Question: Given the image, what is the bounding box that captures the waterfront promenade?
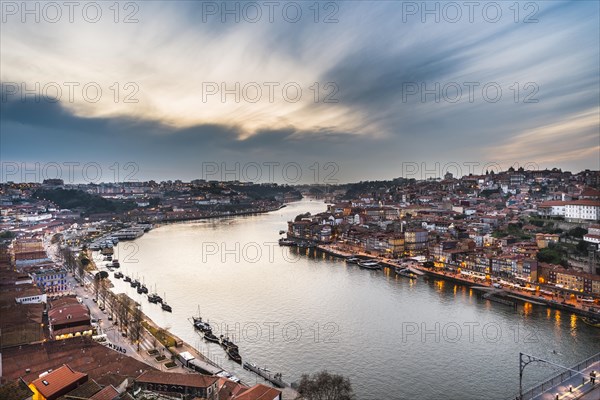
[49,242,299,398]
[316,244,600,318]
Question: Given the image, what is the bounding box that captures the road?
[45,240,188,372]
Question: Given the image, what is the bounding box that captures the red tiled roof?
[580,187,600,197]
[90,385,119,400]
[234,384,282,400]
[218,378,247,400]
[566,200,600,206]
[538,201,566,207]
[135,371,218,388]
[31,364,87,399]
[48,298,90,326]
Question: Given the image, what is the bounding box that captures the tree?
[130,302,144,351]
[568,227,587,239]
[537,247,563,264]
[297,371,354,400]
[98,279,109,308]
[576,240,590,254]
[116,295,132,335]
[60,247,77,274]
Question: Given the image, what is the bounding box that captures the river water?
[109,198,599,399]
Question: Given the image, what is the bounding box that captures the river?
[108,198,599,399]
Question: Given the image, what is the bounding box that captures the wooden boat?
[581,317,600,328]
[161,293,172,312]
[357,260,381,270]
[204,331,220,343]
[395,267,417,279]
[226,346,242,363]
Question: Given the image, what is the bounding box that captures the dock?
[243,362,289,388]
[483,292,518,307]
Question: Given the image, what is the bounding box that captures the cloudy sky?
[1,1,598,184]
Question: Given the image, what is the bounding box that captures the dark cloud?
[1,1,599,181]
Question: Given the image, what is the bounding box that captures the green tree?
[0,231,16,239]
[568,227,587,238]
[537,247,563,264]
[576,240,590,254]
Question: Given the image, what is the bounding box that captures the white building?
[584,224,600,249]
[537,201,566,217]
[564,200,600,222]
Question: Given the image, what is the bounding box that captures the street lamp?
[519,352,590,400]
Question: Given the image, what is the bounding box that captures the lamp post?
[519,352,591,400]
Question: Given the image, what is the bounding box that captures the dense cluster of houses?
[286,169,600,296]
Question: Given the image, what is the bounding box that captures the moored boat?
[148,293,161,304]
[225,346,242,363]
[204,331,220,343]
[161,293,171,311]
[346,257,360,264]
[193,317,212,333]
[581,317,600,328]
[395,267,417,279]
[278,238,296,246]
[357,260,381,270]
[220,336,239,351]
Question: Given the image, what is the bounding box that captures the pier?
[243,362,289,388]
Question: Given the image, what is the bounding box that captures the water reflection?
[111,199,600,400]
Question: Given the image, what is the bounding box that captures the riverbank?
[93,265,299,398]
[70,198,598,400]
[315,244,600,319]
[50,232,299,397]
[149,204,286,226]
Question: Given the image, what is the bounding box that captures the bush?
[537,247,563,264]
[568,227,587,238]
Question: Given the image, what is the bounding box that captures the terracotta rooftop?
[565,200,600,206]
[48,299,90,326]
[30,364,87,400]
[90,385,120,400]
[57,379,102,399]
[538,201,566,207]
[136,370,218,388]
[217,378,247,400]
[2,337,155,388]
[234,384,282,400]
